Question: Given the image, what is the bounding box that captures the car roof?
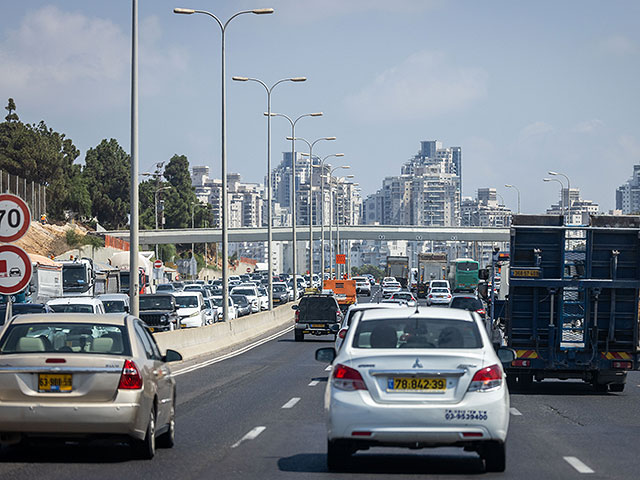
[360,306,474,322]
[349,303,403,312]
[9,313,129,326]
[173,291,202,297]
[97,294,129,301]
[47,297,103,305]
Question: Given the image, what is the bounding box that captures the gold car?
[0,313,182,458]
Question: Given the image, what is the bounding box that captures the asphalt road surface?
[1,285,639,479]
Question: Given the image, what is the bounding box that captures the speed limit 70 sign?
[0,194,31,243]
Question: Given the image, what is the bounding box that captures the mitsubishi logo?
[412,358,423,369]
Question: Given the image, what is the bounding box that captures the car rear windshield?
[450,297,483,311]
[431,282,448,288]
[0,323,131,355]
[231,295,248,306]
[431,288,449,294]
[102,300,126,313]
[352,318,482,349]
[298,297,338,320]
[140,296,173,311]
[175,296,199,308]
[233,288,255,296]
[49,304,95,313]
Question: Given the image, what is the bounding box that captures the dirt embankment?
[14,222,86,258]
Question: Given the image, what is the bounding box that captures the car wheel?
[136,405,156,459]
[294,329,304,342]
[609,383,625,393]
[480,441,505,472]
[594,382,609,393]
[327,439,351,472]
[157,401,175,448]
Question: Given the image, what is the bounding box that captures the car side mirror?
[163,349,183,363]
[496,347,516,364]
[291,305,298,310]
[329,323,340,333]
[315,347,336,364]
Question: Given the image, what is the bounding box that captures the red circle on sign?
[246,267,251,273]
[154,260,163,269]
[0,245,32,295]
[0,194,31,243]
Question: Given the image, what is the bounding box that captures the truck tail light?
[612,361,632,370]
[295,310,300,323]
[512,359,530,367]
[332,363,367,391]
[468,364,502,392]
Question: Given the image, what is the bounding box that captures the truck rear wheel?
[294,329,304,342]
[609,383,625,393]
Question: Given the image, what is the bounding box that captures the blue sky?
[1,0,639,214]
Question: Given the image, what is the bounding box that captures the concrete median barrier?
[153,304,295,360]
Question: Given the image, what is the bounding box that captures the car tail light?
[295,310,300,323]
[45,358,66,363]
[612,361,632,370]
[338,328,348,339]
[476,309,486,316]
[428,294,432,298]
[512,359,530,367]
[468,364,502,392]
[118,359,143,390]
[332,363,367,391]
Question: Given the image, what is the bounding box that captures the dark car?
[156,283,176,293]
[449,294,486,318]
[0,303,52,325]
[138,294,181,332]
[292,294,342,342]
[231,294,251,317]
[272,284,289,305]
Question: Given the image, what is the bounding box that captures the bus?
[447,258,480,292]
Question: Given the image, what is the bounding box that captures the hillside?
[14,221,87,258]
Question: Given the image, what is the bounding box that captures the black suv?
[139,294,181,332]
[292,294,342,341]
[449,294,486,319]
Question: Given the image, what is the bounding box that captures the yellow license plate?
[389,377,446,391]
[39,374,73,393]
[311,324,325,328]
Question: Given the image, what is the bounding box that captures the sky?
[1,0,639,215]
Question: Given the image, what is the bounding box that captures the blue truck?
[504,215,639,392]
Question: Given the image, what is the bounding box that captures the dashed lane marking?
[231,426,266,448]
[281,397,300,409]
[510,407,522,416]
[173,326,294,377]
[308,380,320,387]
[563,456,594,474]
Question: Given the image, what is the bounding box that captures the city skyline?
[1,1,639,215]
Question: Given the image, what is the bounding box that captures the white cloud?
[571,119,604,134]
[344,51,488,123]
[597,34,638,56]
[517,121,553,141]
[276,0,441,21]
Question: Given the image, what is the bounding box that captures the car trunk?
[0,354,125,404]
[351,351,487,405]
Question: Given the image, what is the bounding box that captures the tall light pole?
[548,171,572,223]
[233,76,306,310]
[504,184,521,214]
[130,0,140,315]
[287,136,336,281]
[332,173,355,278]
[302,153,345,278]
[154,186,170,259]
[328,166,350,279]
[269,113,322,299]
[543,177,565,217]
[174,6,273,322]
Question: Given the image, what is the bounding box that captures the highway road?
[0,286,639,479]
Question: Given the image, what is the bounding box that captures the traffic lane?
[0,328,333,480]
[508,371,640,478]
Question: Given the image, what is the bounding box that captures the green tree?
[352,264,385,281]
[4,98,18,122]
[162,154,197,229]
[82,139,130,229]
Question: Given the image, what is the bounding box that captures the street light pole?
[331,172,354,278]
[270,113,322,299]
[154,186,170,259]
[174,6,273,322]
[233,77,306,310]
[288,136,336,282]
[543,177,565,218]
[548,171,572,223]
[129,0,140,316]
[504,184,521,214]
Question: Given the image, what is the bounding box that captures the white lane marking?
[308,380,320,387]
[510,407,522,416]
[563,456,594,474]
[172,326,293,377]
[231,426,266,448]
[281,397,300,409]
[325,365,332,371]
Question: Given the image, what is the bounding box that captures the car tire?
[157,401,175,448]
[294,329,304,342]
[481,441,505,472]
[136,405,156,459]
[609,383,625,393]
[327,439,351,472]
[594,382,609,393]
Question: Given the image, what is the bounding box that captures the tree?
[162,154,197,229]
[82,139,131,229]
[4,98,18,122]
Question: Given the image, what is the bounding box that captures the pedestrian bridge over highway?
[108,225,510,244]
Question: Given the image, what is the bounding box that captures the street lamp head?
[325,137,337,141]
[252,8,274,14]
[310,112,323,117]
[335,153,345,157]
[173,7,195,14]
[290,77,306,82]
[505,184,513,188]
[286,136,294,141]
[548,171,558,176]
[232,76,249,81]
[543,178,552,182]
[346,175,355,178]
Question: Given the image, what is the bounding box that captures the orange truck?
[323,279,357,313]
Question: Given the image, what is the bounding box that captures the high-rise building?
[546,187,599,224]
[616,165,640,214]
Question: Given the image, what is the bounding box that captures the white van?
[173,291,206,328]
[46,297,106,314]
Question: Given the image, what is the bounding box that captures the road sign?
[336,254,346,265]
[0,245,32,295]
[0,194,31,243]
[154,259,163,269]
[246,267,251,273]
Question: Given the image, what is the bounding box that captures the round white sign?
[0,194,31,243]
[0,245,33,295]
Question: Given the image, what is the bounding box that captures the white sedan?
[316,307,514,472]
